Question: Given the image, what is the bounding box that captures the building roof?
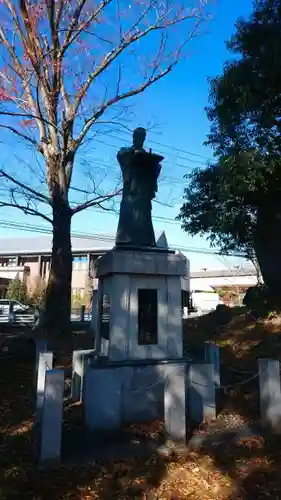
[191,268,256,278]
[0,230,169,255]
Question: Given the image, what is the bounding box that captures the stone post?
[188,364,216,424]
[36,351,53,422]
[39,369,64,466]
[71,349,95,402]
[164,364,186,444]
[259,358,281,433]
[204,343,220,388]
[34,340,48,386]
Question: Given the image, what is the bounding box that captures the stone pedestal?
[93,249,187,361]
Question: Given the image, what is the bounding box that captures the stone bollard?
[39,369,64,467]
[36,351,53,422]
[164,364,186,444]
[259,358,281,433]
[188,364,216,424]
[204,342,220,388]
[34,340,48,386]
[71,349,95,402]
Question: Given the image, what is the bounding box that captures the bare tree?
[0,0,209,332]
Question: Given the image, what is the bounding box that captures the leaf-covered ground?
[1,311,281,499]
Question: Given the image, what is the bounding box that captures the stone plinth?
[83,359,188,431]
[93,249,187,361]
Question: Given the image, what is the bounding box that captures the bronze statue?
[115,127,163,248]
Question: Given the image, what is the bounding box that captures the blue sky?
[0,0,254,271]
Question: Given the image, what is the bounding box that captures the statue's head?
[133,127,146,148]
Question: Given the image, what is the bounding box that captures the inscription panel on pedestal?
[138,289,158,345]
[99,293,110,340]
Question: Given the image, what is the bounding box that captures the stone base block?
[95,249,187,278]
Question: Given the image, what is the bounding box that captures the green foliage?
[178,0,281,275]
[267,310,277,320]
[243,284,268,307]
[206,0,281,159]
[243,284,271,317]
[6,276,27,303]
[213,304,233,325]
[177,156,258,257]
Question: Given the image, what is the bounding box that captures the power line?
[94,138,206,172]
[99,131,208,166]
[0,218,246,258]
[86,205,180,225]
[100,125,213,162]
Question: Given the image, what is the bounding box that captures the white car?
[0,299,30,315]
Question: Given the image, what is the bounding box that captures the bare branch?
[74,65,175,148]
[61,0,113,59]
[0,2,48,143]
[0,123,41,151]
[71,188,121,215]
[0,200,53,224]
[0,169,52,204]
[0,0,208,219]
[69,4,203,122]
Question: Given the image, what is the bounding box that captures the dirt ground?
[1,309,281,499]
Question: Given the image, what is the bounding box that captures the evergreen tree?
[6,276,27,303]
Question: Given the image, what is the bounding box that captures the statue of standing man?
[115,128,163,249]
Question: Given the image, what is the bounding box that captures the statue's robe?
[116,147,161,248]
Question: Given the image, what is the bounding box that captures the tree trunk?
[45,200,72,333]
[254,207,281,301]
